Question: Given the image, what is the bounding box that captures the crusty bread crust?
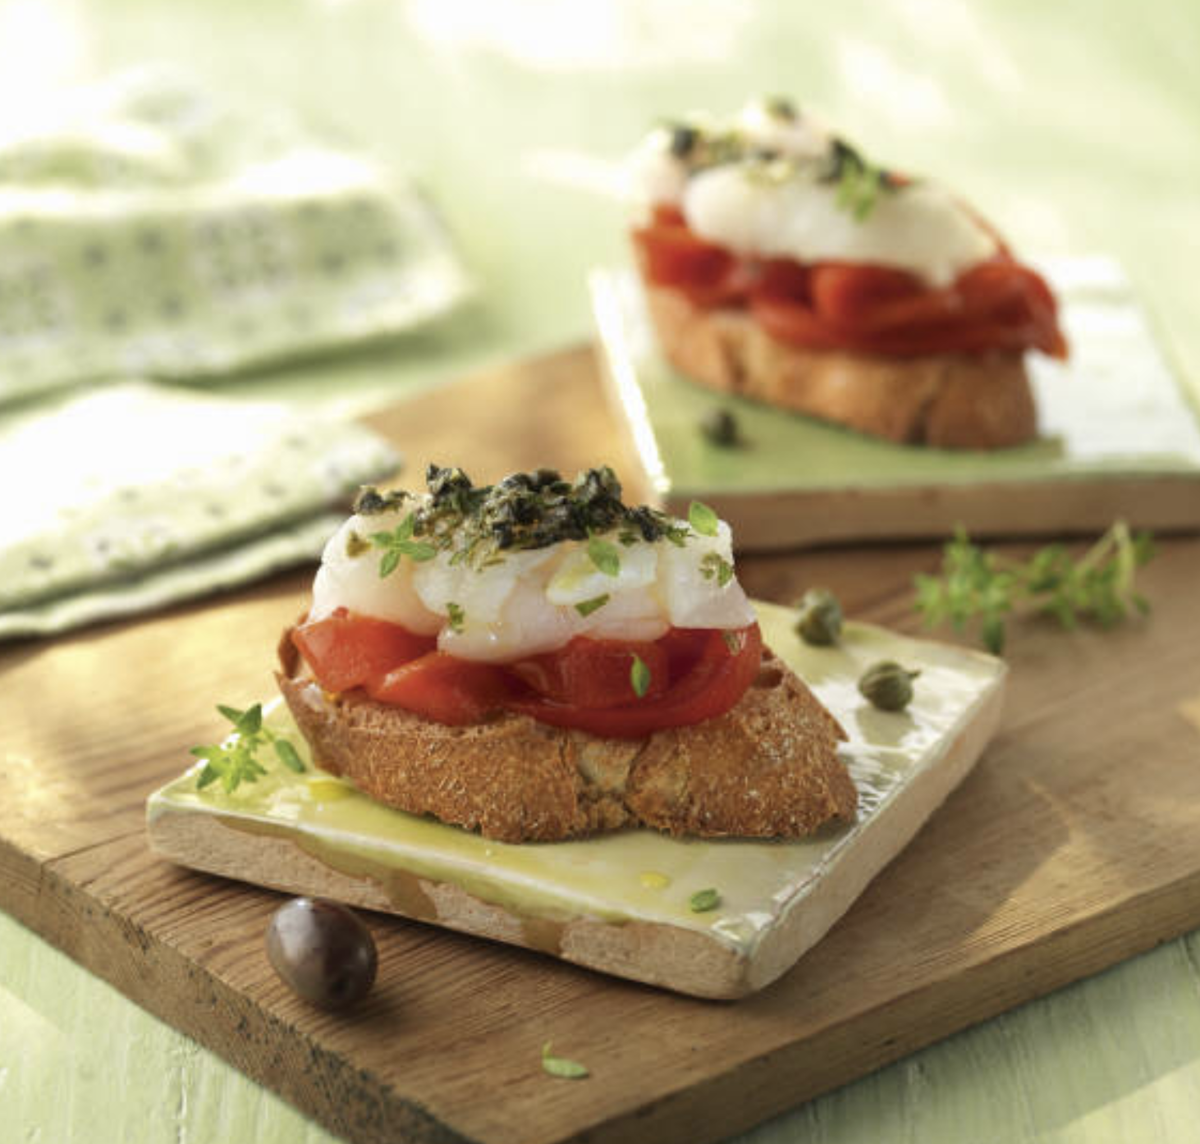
[276,635,855,844]
[644,284,1038,449]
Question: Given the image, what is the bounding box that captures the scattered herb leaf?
[700,551,734,588]
[688,501,720,537]
[575,594,610,618]
[541,1042,589,1079]
[191,704,305,794]
[446,602,465,633]
[689,888,721,913]
[274,739,306,774]
[914,522,1155,654]
[630,654,651,698]
[587,537,622,577]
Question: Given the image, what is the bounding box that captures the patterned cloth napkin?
[0,66,471,404]
[0,68,476,637]
[0,381,400,639]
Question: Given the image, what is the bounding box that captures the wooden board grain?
[3,345,1200,1144]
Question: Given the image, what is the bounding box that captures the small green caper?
[761,95,798,121]
[858,661,920,712]
[700,408,740,448]
[795,588,843,646]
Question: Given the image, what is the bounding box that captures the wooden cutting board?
[3,345,1200,1144]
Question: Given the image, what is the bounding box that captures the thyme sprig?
[914,523,1155,655]
[192,704,305,794]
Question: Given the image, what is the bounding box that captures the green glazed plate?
[590,262,1200,550]
[146,602,1005,999]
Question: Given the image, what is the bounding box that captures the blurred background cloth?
[0,66,470,404]
[0,67,476,636]
[0,379,400,638]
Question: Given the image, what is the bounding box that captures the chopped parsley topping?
[446,602,465,632]
[575,594,610,617]
[355,465,695,575]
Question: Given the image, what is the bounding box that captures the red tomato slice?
[509,637,669,709]
[808,263,959,333]
[632,212,1067,359]
[367,652,512,725]
[510,624,763,739]
[292,608,437,693]
[632,220,752,307]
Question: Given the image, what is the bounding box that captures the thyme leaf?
[191,703,305,794]
[587,537,621,577]
[371,514,437,577]
[689,888,721,913]
[914,523,1155,655]
[541,1042,589,1080]
[688,500,720,537]
[630,654,651,699]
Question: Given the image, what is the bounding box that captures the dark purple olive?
[266,897,378,1009]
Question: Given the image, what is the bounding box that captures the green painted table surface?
[2,1,1199,1142]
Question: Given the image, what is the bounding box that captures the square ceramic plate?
[590,260,1200,551]
[146,603,1004,999]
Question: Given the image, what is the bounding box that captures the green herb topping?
[446,602,465,633]
[630,654,652,698]
[575,594,610,617]
[191,704,305,794]
[689,888,722,913]
[656,106,900,224]
[355,465,694,575]
[819,137,896,222]
[541,1042,589,1080]
[914,522,1155,655]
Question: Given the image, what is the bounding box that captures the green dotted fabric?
[0,380,400,639]
[0,67,471,404]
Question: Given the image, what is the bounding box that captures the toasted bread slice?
[277,634,855,844]
[644,284,1038,449]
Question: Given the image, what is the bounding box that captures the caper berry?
[266,897,378,1009]
[858,661,920,712]
[700,408,740,447]
[795,588,843,646]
